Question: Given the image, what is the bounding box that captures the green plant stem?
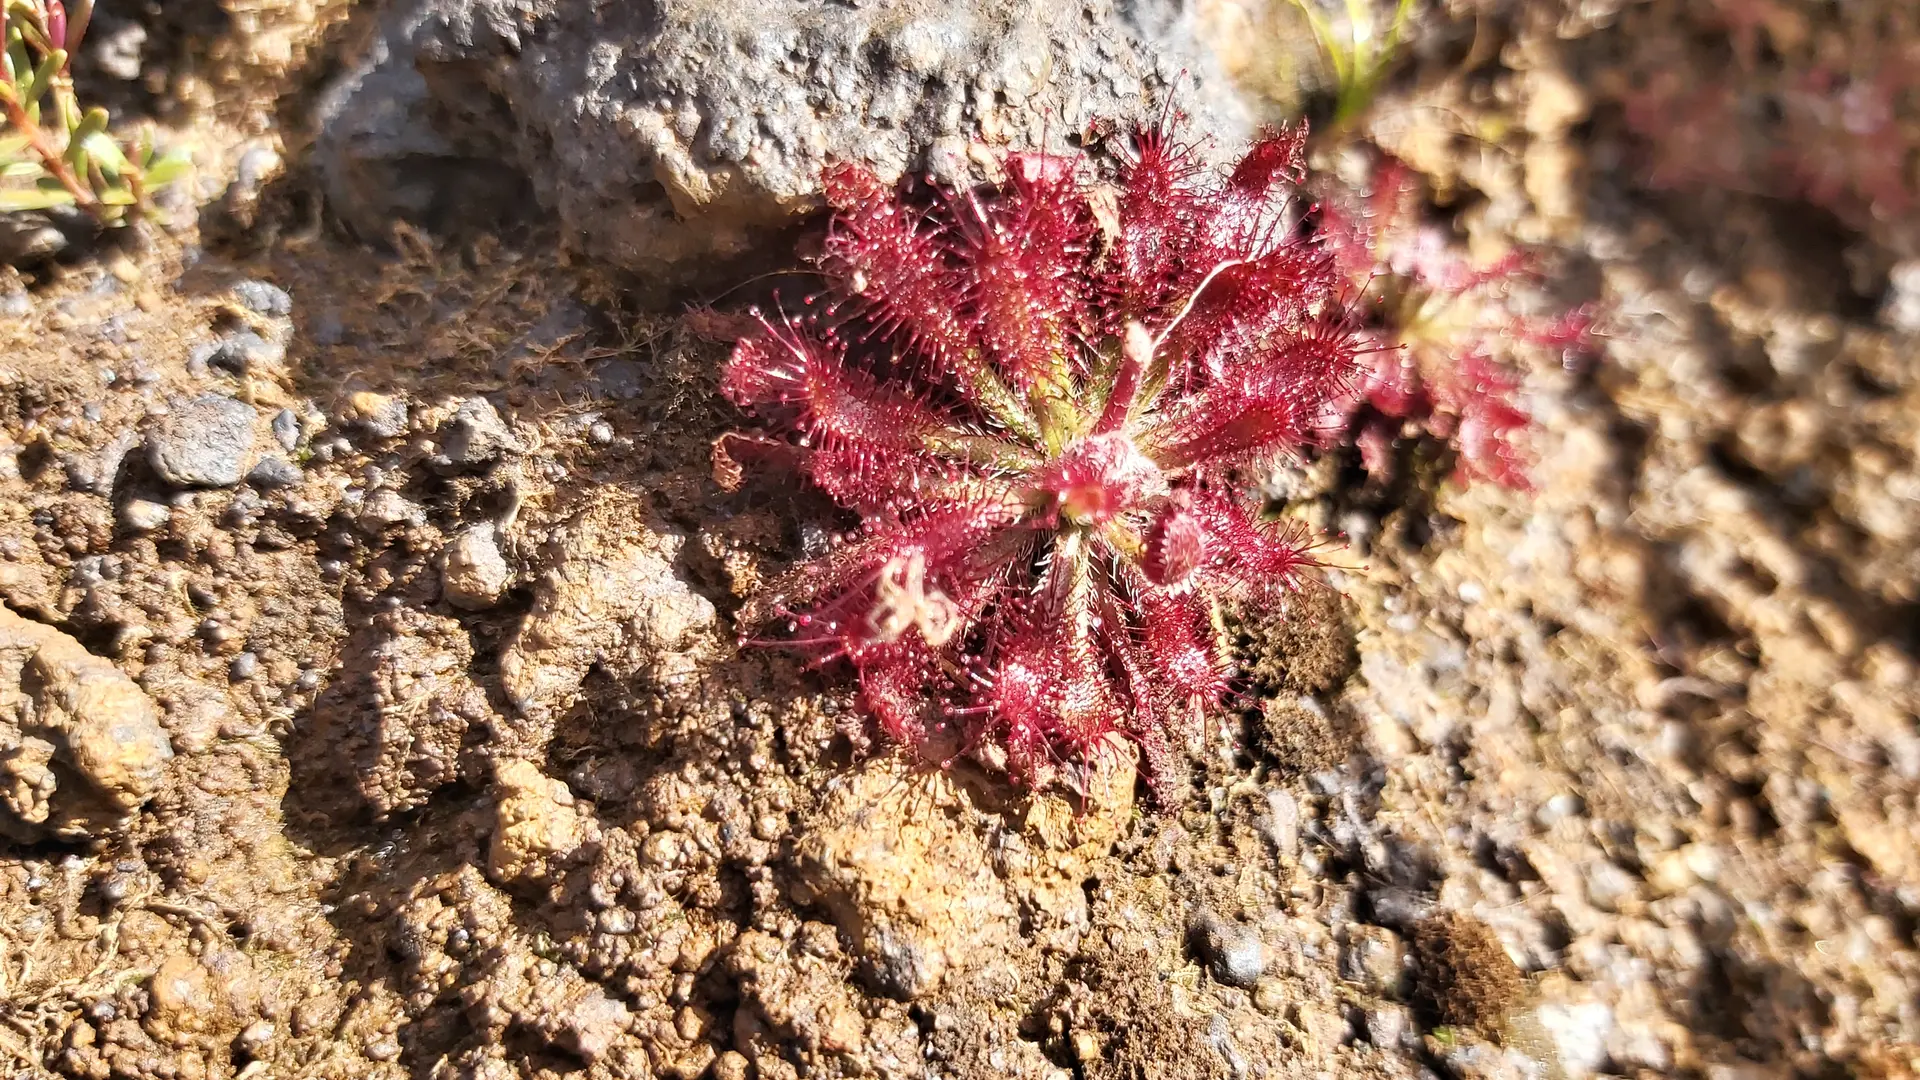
[0,90,96,211]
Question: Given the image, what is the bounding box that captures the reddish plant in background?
[1317,157,1593,487]
[1613,5,1919,229]
[718,123,1367,797]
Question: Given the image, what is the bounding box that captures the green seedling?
[2,0,189,221]
[1288,0,1417,129]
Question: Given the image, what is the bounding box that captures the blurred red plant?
[1617,5,1920,226]
[1317,157,1594,487]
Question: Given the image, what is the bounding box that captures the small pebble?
[1193,911,1268,987]
[440,525,511,609]
[146,394,259,487]
[346,391,409,439]
[98,873,133,904]
[1340,925,1408,996]
[190,329,286,378]
[237,1020,275,1059]
[359,489,425,529]
[271,409,301,451]
[437,396,521,467]
[119,499,172,532]
[248,456,301,489]
[232,280,293,317]
[230,653,259,681]
[234,146,282,191]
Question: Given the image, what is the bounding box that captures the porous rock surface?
[312,0,1251,292]
[301,607,495,820]
[145,393,261,488]
[499,490,719,721]
[0,604,174,841]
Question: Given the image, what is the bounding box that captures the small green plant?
[1289,0,1417,129]
[1,0,189,220]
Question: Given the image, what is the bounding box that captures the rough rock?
[358,488,427,530]
[1341,924,1409,996]
[499,492,718,719]
[437,396,523,469]
[0,604,173,841]
[467,934,635,1063]
[1528,1001,1614,1080]
[441,524,511,609]
[247,455,302,489]
[487,758,598,887]
[232,279,294,317]
[300,608,494,818]
[61,431,138,495]
[190,329,287,378]
[145,394,260,487]
[271,407,302,451]
[792,760,1022,1000]
[726,929,918,1065]
[142,947,260,1050]
[312,0,1251,294]
[343,390,410,438]
[1192,910,1268,988]
[119,497,173,532]
[0,216,62,265]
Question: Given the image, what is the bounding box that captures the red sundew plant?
[1317,157,1593,487]
[718,123,1369,798]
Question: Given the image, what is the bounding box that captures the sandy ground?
[2,1,1917,1078]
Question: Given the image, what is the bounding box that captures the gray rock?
[206,145,286,246]
[1529,1001,1614,1079]
[235,146,284,194]
[438,396,522,469]
[79,13,147,81]
[1364,1004,1411,1048]
[1261,787,1301,857]
[346,392,410,439]
[1436,1038,1543,1080]
[189,330,287,378]
[146,395,259,487]
[247,456,302,489]
[0,213,69,266]
[1367,886,1436,931]
[232,280,294,317]
[2,290,28,318]
[863,923,947,1001]
[311,0,1250,296]
[1583,859,1639,913]
[271,408,302,451]
[1192,911,1267,988]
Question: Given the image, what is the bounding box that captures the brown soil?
[4,2,1920,1080]
[1412,911,1526,1031]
